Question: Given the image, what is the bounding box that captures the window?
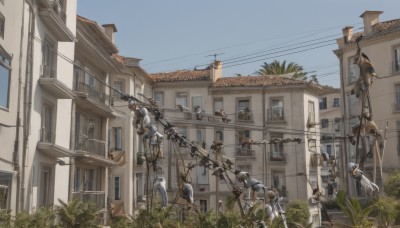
[348,56,359,83]
[135,85,142,101]
[395,85,400,112]
[180,127,188,139]
[41,39,56,78]
[176,92,187,107]
[326,145,332,156]
[196,129,205,148]
[0,47,11,109]
[41,104,53,142]
[39,166,53,206]
[272,171,286,196]
[321,119,329,128]
[237,99,251,120]
[333,98,340,107]
[312,214,319,224]
[215,129,223,142]
[0,172,12,209]
[394,46,400,73]
[114,127,122,150]
[114,176,121,200]
[192,96,203,110]
[334,118,341,133]
[319,97,327,110]
[86,169,95,191]
[270,98,284,121]
[214,97,223,112]
[271,133,284,157]
[0,13,4,39]
[136,173,144,199]
[154,91,164,107]
[348,94,360,117]
[74,167,81,191]
[308,101,315,123]
[200,200,207,213]
[112,80,124,100]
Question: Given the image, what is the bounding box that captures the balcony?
[235,147,255,158]
[236,109,253,121]
[269,152,287,162]
[38,65,73,99]
[75,135,106,158]
[37,128,74,157]
[267,108,285,122]
[37,0,74,42]
[73,70,114,118]
[72,191,105,209]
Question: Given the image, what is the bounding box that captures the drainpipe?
[68,101,76,201]
[14,0,26,213]
[20,0,35,211]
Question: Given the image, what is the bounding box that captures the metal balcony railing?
[235,147,255,158]
[39,128,55,144]
[72,191,105,209]
[270,152,287,162]
[236,110,252,121]
[40,65,57,78]
[267,108,285,121]
[75,135,106,157]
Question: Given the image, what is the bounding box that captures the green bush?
[57,198,99,228]
[285,200,310,226]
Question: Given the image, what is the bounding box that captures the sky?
[77,0,400,88]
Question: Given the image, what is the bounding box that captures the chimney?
[360,11,383,35]
[342,26,353,43]
[211,60,222,83]
[102,24,118,44]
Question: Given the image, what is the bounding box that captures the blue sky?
[77,0,400,88]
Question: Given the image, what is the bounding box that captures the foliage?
[384,169,400,199]
[395,203,400,225]
[224,194,237,211]
[110,215,135,228]
[0,210,11,227]
[57,198,99,228]
[131,206,176,228]
[285,200,310,227]
[371,196,397,226]
[216,211,242,227]
[256,60,307,80]
[335,190,374,228]
[137,152,144,165]
[185,211,216,228]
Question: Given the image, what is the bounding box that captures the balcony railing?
[267,108,285,121]
[270,152,287,162]
[75,135,106,157]
[72,191,105,209]
[237,110,252,121]
[40,65,57,78]
[48,0,66,23]
[235,147,255,158]
[39,128,55,144]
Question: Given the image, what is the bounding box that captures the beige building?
[147,64,323,224]
[334,10,400,196]
[318,87,341,196]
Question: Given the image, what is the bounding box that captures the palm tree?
[256,60,307,80]
[335,191,374,228]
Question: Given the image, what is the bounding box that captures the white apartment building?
[318,87,341,197]
[147,63,323,224]
[335,10,400,196]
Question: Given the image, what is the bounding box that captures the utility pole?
[206,53,224,61]
[212,141,223,217]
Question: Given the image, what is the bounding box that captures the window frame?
[321,119,329,128]
[114,176,121,200]
[308,101,315,123]
[333,98,340,108]
[154,91,165,107]
[393,45,400,73]
[176,92,188,107]
[348,56,360,84]
[0,45,11,110]
[113,127,122,151]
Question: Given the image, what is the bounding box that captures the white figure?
[348,162,379,196]
[154,176,168,207]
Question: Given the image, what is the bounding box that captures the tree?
[57,198,99,228]
[371,196,397,226]
[335,190,374,228]
[384,170,400,199]
[256,60,307,80]
[285,200,310,227]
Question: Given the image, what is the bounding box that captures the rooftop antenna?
[206,53,224,61]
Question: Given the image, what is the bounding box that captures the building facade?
[335,10,400,196]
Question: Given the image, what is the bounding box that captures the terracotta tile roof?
[149,70,210,82]
[346,18,400,43]
[212,75,310,88]
[112,54,125,64]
